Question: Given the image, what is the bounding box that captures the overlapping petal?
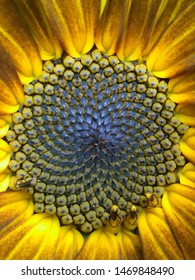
[41,0,101,57]
[116,0,163,61]
[117,227,143,259]
[0,115,12,138]
[0,191,33,232]
[55,225,84,260]
[14,0,62,60]
[0,140,12,174]
[147,2,195,78]
[138,208,184,259]
[0,48,24,114]
[95,0,126,55]
[168,71,195,104]
[176,104,195,126]
[143,0,194,56]
[0,0,42,83]
[0,169,11,192]
[180,128,195,164]
[76,227,123,259]
[179,162,195,188]
[162,184,195,259]
[0,191,60,260]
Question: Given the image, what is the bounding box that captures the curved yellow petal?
[117,0,163,61]
[0,191,33,235]
[162,184,195,259]
[138,208,184,259]
[55,225,84,260]
[41,0,101,57]
[95,0,126,55]
[0,0,42,83]
[0,139,12,173]
[0,115,12,138]
[180,128,195,164]
[76,227,123,260]
[15,0,62,60]
[0,49,24,114]
[0,212,60,260]
[168,71,195,104]
[143,0,194,56]
[117,227,142,259]
[147,2,195,78]
[179,162,195,188]
[0,169,11,192]
[176,104,195,126]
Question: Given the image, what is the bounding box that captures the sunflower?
[0,0,195,260]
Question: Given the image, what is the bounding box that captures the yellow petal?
[180,128,195,164]
[15,0,62,60]
[0,169,11,192]
[117,0,163,61]
[0,0,42,83]
[147,2,195,78]
[138,207,184,259]
[179,162,195,188]
[168,71,195,104]
[0,48,24,114]
[55,225,84,260]
[0,139,12,173]
[175,104,195,126]
[76,227,123,260]
[0,212,60,260]
[41,0,101,57]
[162,184,195,259]
[0,191,33,235]
[143,0,194,56]
[0,115,12,138]
[95,0,126,55]
[117,227,142,259]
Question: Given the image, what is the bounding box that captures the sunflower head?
[0,0,195,260]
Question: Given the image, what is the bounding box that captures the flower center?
[7,49,187,233]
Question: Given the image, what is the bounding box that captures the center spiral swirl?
[7,49,187,233]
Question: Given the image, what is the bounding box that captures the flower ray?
[15,0,63,60]
[138,207,184,259]
[41,0,101,57]
[0,0,42,83]
[162,184,195,259]
[147,2,195,77]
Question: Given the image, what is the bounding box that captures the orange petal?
[162,184,195,259]
[147,2,195,78]
[180,128,195,164]
[0,139,12,173]
[76,227,123,260]
[138,207,184,259]
[143,0,194,56]
[179,162,195,188]
[41,0,101,57]
[55,225,84,259]
[95,0,126,55]
[0,48,24,114]
[0,0,42,83]
[117,0,163,61]
[15,0,62,60]
[0,115,12,138]
[168,71,195,104]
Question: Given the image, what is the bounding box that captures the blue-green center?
[7,49,187,233]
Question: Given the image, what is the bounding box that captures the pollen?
[6,49,188,233]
